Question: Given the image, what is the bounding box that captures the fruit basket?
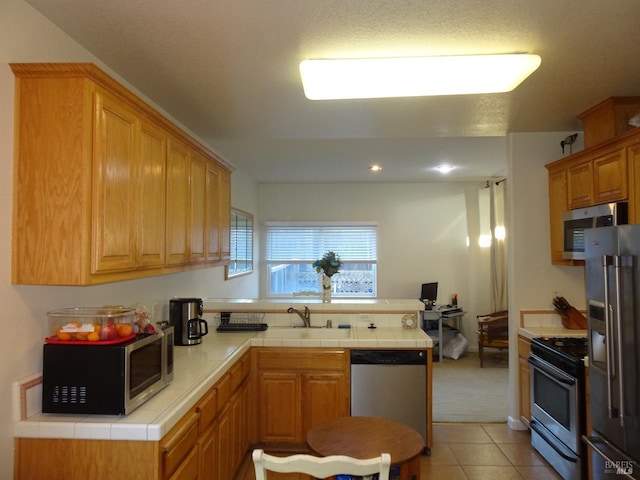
[46,306,137,344]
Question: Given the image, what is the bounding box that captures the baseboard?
[507,416,529,431]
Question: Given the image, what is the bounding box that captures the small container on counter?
[47,306,136,343]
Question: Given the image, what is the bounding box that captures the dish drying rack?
[216,312,268,332]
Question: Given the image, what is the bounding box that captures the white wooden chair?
[252,449,391,480]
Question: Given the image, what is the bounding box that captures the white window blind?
[265,222,378,297]
[265,223,377,262]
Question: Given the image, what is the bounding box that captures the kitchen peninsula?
[14,299,431,480]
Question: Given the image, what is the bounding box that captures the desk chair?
[477,311,509,368]
[252,449,391,480]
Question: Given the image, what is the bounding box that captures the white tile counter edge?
[15,325,431,442]
[518,327,587,339]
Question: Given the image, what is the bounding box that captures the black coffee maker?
[169,298,208,346]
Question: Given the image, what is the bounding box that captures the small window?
[265,222,377,297]
[226,209,253,279]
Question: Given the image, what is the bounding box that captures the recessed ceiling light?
[300,54,541,100]
[369,164,382,172]
[435,164,455,173]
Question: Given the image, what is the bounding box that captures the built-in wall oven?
[529,337,588,480]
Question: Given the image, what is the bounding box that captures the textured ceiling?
[23,0,640,182]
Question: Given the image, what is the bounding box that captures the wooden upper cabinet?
[547,166,570,265]
[92,88,138,274]
[10,63,233,285]
[219,170,232,261]
[189,149,207,264]
[567,159,593,209]
[627,139,640,224]
[546,128,640,266]
[206,162,221,262]
[137,120,167,268]
[166,137,191,266]
[593,148,627,204]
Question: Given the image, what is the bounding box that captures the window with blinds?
[226,209,253,278]
[265,222,377,297]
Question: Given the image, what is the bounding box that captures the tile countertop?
[15,323,431,442]
[518,327,588,339]
[204,298,425,312]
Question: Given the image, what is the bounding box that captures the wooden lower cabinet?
[253,348,349,447]
[13,352,250,480]
[518,335,532,426]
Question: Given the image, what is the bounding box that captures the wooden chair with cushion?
[252,449,391,480]
[477,310,509,368]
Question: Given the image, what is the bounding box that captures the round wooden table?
[307,416,424,480]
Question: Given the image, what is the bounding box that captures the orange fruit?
[93,324,101,333]
[116,323,133,337]
[87,332,100,342]
[75,332,89,341]
[57,332,72,341]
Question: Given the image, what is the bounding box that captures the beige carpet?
[432,351,508,423]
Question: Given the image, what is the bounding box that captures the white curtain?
[490,181,508,312]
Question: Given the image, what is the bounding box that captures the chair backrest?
[252,449,391,480]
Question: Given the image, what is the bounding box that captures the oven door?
[529,354,581,452]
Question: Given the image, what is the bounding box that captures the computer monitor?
[420,282,438,304]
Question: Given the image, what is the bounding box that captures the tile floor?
[235,423,562,480]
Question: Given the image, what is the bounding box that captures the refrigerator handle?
[614,255,627,428]
[603,255,617,420]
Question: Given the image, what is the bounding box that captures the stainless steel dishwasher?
[350,349,428,448]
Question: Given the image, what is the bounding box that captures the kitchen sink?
[258,327,353,339]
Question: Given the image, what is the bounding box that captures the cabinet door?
[628,141,640,223]
[219,170,231,261]
[548,167,570,265]
[594,148,627,204]
[216,406,232,480]
[302,372,348,435]
[166,137,190,266]
[162,412,199,480]
[258,372,302,443]
[190,150,207,263]
[137,120,167,268]
[199,423,217,480]
[169,446,199,480]
[205,161,221,262]
[518,356,531,425]
[92,89,137,274]
[567,160,593,209]
[517,336,531,425]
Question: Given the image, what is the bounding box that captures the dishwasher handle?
[350,349,427,365]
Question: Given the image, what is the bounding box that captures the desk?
[422,308,464,362]
[307,416,423,480]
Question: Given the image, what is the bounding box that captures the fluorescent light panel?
[300,54,541,100]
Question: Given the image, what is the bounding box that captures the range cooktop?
[531,336,588,376]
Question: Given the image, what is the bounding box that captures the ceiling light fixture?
[299,54,541,100]
[435,164,455,173]
[369,164,382,172]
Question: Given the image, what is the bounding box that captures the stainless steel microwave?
[563,202,628,260]
[42,327,173,415]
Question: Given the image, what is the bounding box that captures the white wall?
[0,2,258,477]
[258,182,495,339]
[506,131,586,428]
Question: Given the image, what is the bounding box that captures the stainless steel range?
[529,336,588,480]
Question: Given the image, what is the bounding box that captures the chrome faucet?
[287,306,311,327]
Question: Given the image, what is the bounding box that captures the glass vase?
[322,274,332,303]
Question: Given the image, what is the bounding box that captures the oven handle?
[530,419,579,463]
[528,355,576,386]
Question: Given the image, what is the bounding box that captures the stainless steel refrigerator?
[584,225,640,479]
